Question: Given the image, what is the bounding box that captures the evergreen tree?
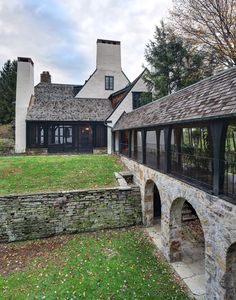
[144,21,217,99]
[0,59,17,124]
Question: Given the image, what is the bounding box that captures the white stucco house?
[15,39,151,154]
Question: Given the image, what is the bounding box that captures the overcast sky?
[0,0,173,85]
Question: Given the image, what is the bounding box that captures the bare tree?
[170,0,236,67]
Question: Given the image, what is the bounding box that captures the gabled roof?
[74,69,97,97]
[26,98,113,122]
[113,67,236,131]
[35,82,83,101]
[107,69,147,120]
[109,69,146,99]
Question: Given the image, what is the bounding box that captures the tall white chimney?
[15,57,34,153]
[76,39,129,99]
[96,39,121,71]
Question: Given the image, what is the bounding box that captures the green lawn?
[0,228,189,300]
[0,155,123,196]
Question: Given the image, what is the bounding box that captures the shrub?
[0,124,14,139]
[0,138,14,153]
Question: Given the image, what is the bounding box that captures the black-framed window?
[48,125,73,145]
[105,76,114,90]
[29,124,45,147]
[132,92,152,109]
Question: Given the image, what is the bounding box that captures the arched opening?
[144,180,161,226]
[153,184,161,221]
[225,242,236,299]
[170,198,205,263]
[169,198,205,295]
[181,201,205,264]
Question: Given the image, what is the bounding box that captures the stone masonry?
[121,155,236,300]
[0,186,141,243]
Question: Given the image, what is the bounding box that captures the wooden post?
[156,129,160,170]
[44,123,48,148]
[164,126,172,173]
[175,127,182,172]
[112,132,116,153]
[141,129,147,165]
[133,130,138,159]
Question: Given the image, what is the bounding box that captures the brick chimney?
[40,71,51,83]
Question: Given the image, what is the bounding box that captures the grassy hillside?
[0,155,123,195]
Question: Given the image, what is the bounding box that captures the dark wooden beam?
[44,123,48,147]
[112,132,116,153]
[155,129,160,170]
[133,130,137,158]
[141,129,147,165]
[175,127,182,171]
[164,126,172,173]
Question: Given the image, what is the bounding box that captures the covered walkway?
[112,67,236,299]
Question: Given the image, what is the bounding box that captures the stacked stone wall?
[0,186,142,242]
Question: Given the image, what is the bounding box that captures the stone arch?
[169,197,205,263]
[143,179,161,226]
[225,242,236,299]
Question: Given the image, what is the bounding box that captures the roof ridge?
[109,68,146,98]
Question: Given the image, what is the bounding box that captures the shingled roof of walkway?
[113,67,236,131]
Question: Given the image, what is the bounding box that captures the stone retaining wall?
[0,186,142,242]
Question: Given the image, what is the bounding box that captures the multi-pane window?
[29,124,45,146]
[105,76,114,90]
[48,125,73,145]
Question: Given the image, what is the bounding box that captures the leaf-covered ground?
[0,155,123,196]
[0,228,189,300]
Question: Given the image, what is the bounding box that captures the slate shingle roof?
[27,98,113,122]
[113,67,236,131]
[35,82,83,101]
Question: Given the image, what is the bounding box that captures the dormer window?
[105,76,114,90]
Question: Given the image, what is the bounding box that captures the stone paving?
[145,224,206,300]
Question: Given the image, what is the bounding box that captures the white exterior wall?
[107,76,148,154]
[107,127,112,153]
[76,40,129,99]
[15,59,34,153]
[115,131,119,152]
[77,69,129,99]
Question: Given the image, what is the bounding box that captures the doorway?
[78,124,93,153]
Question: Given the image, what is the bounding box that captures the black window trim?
[105,76,114,90]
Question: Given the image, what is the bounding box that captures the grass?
[0,155,123,196]
[0,228,189,300]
